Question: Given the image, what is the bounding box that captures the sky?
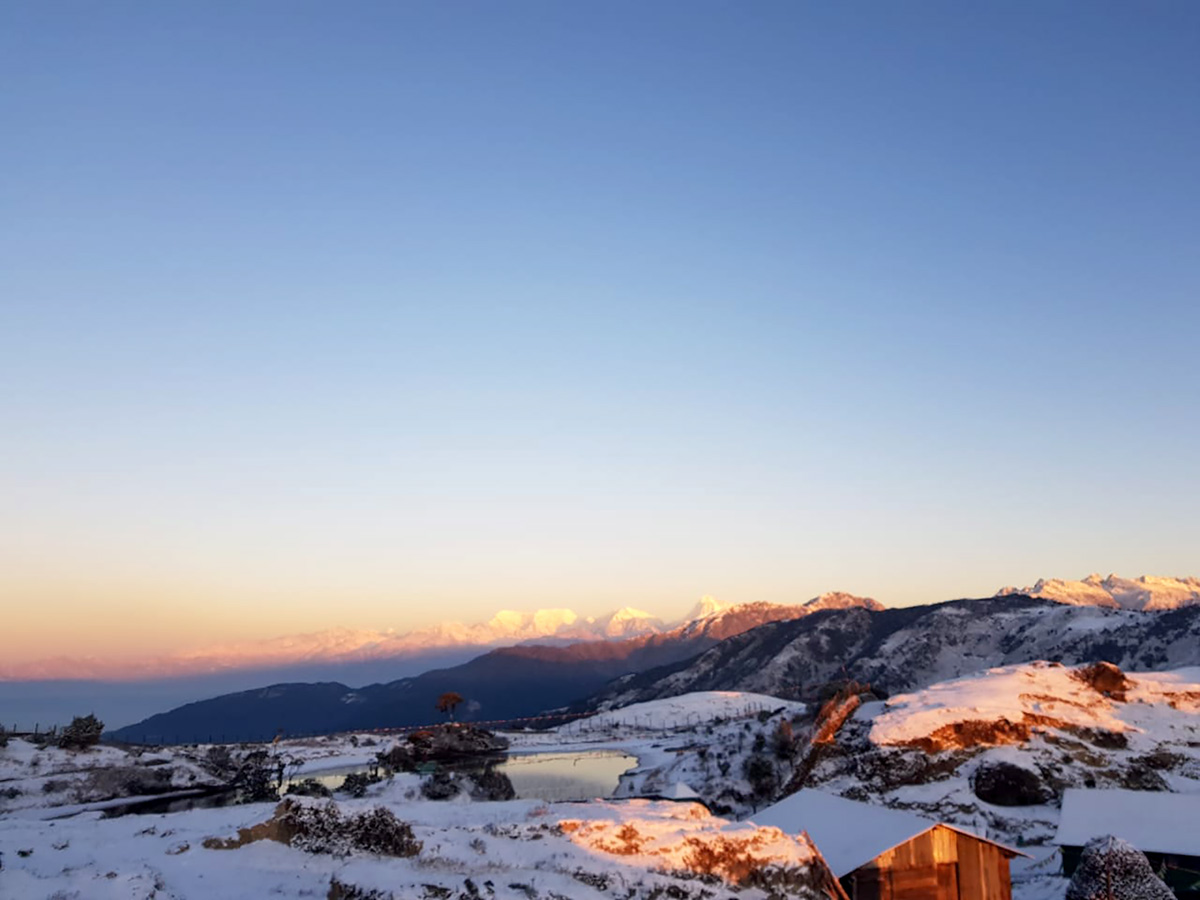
[2,1,1198,666]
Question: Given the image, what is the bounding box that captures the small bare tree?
[436,692,464,722]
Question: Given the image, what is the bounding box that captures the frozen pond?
[103,749,638,816]
[482,749,638,802]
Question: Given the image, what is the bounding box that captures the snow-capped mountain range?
[591,590,1200,711]
[997,574,1200,610]
[0,593,876,682]
[108,592,886,742]
[10,574,1192,683]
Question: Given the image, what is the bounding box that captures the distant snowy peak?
[998,574,1200,611]
[586,607,665,638]
[802,592,885,613]
[681,595,731,622]
[486,608,580,637]
[679,592,882,625]
[2,592,882,681]
[669,593,885,642]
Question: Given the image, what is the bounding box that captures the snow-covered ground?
[871,661,1200,749]
[1,743,834,899]
[0,789,838,899]
[3,669,1197,900]
[807,662,1200,900]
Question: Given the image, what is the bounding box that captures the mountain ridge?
[588,594,1200,711]
[108,593,884,743]
[5,593,880,682]
[996,573,1200,611]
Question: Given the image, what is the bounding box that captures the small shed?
[1055,788,1200,899]
[752,789,1025,900]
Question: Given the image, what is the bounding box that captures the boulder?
[405,725,509,762]
[972,760,1054,806]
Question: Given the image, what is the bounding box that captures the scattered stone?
[1119,764,1169,792]
[1133,749,1187,771]
[1073,662,1130,701]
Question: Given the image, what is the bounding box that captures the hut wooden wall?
[843,826,1013,900]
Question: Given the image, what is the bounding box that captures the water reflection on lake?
[288,765,376,791]
[486,750,638,802]
[289,750,638,802]
[102,749,639,817]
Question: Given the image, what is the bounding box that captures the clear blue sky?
[2,1,1197,660]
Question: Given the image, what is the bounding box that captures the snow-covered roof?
[752,789,1022,876]
[657,782,701,800]
[1055,789,1200,856]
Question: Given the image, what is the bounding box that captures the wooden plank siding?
[844,826,1014,900]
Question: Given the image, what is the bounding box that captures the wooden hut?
[1055,788,1200,899]
[753,789,1025,900]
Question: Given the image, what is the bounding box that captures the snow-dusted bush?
[743,755,777,803]
[343,807,421,857]
[1066,836,1174,900]
[74,765,174,803]
[235,748,284,803]
[773,720,797,760]
[278,801,422,858]
[203,745,234,776]
[58,714,104,750]
[206,799,422,859]
[285,778,332,798]
[338,772,379,798]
